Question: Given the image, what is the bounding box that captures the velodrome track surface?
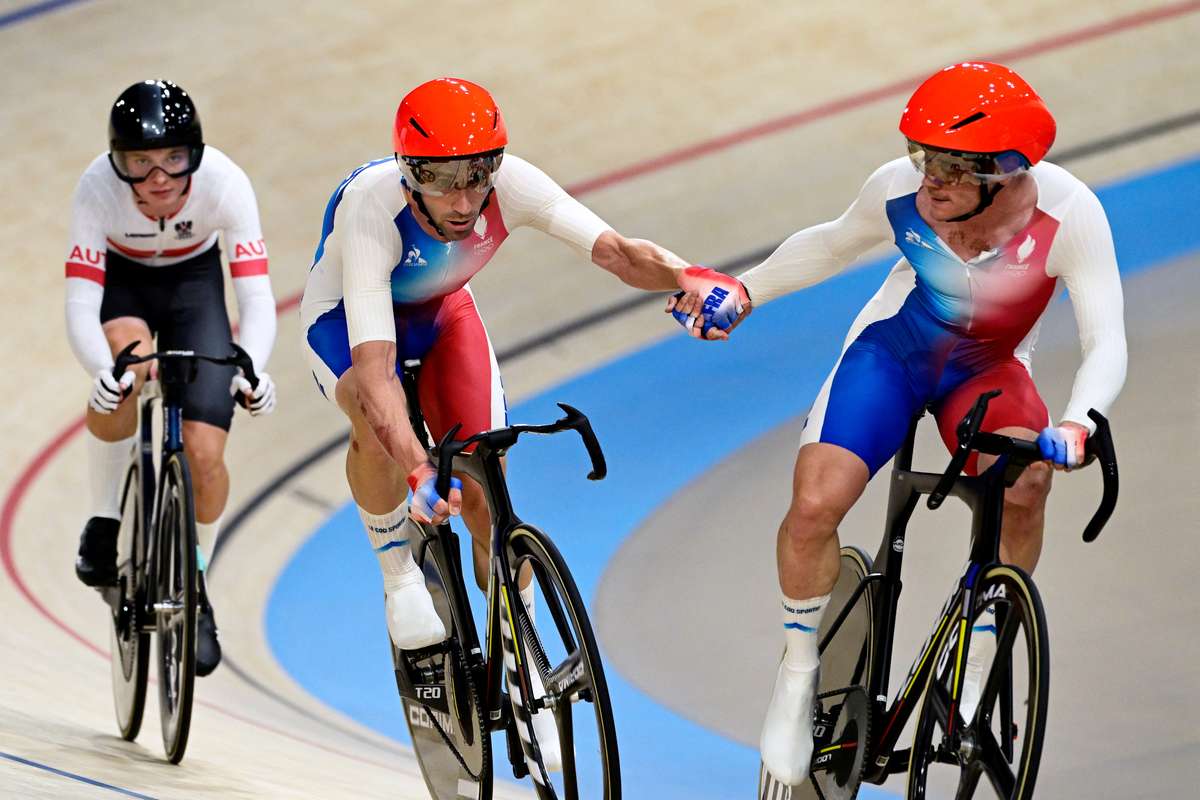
[2,1,1199,797]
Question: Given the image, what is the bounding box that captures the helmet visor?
[906,141,1027,186]
[397,151,503,196]
[109,145,203,184]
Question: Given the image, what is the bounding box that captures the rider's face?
[127,149,190,215]
[413,186,489,241]
[919,175,984,222]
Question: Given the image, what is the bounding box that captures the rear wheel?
[110,461,149,741]
[504,525,619,800]
[155,453,197,764]
[907,565,1048,800]
[759,546,875,800]
[397,523,492,800]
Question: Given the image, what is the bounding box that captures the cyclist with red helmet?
[301,77,689,768]
[671,62,1126,785]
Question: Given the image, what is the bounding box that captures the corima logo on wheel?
[408,703,455,736]
[554,661,585,695]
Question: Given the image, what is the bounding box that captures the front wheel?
[907,565,1049,800]
[110,460,149,741]
[504,525,619,800]
[154,453,198,764]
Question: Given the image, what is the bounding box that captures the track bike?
[103,341,259,763]
[390,360,620,800]
[759,389,1118,799]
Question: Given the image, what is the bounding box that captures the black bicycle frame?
[397,361,606,736]
[817,394,1117,785]
[111,342,259,631]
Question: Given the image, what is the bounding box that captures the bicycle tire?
[906,564,1049,800]
[759,545,875,800]
[155,452,198,764]
[398,525,492,800]
[504,524,619,800]
[110,460,149,741]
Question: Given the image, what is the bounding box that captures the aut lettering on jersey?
[65,246,107,284]
[233,239,266,260]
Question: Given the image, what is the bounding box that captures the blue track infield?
[267,154,1200,798]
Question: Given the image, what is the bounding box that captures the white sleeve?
[494,156,612,256]
[231,276,276,373]
[1048,187,1127,430]
[739,162,897,305]
[340,187,400,347]
[217,164,277,372]
[64,176,115,376]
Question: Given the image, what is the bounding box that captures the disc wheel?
[399,525,492,800]
[759,546,875,800]
[110,461,149,741]
[907,565,1048,800]
[505,525,620,800]
[155,453,197,764]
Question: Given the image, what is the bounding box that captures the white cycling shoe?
[760,661,819,786]
[526,664,562,772]
[384,578,447,650]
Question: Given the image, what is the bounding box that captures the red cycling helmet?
[393,77,507,159]
[899,62,1056,166]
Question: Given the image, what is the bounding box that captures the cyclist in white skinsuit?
[301,77,701,770]
[669,62,1126,786]
[66,80,278,677]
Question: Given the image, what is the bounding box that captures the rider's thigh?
[786,443,871,533]
[416,289,505,442]
[933,357,1049,474]
[101,316,154,382]
[181,420,229,481]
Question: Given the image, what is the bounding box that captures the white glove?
[90,368,134,414]
[230,370,276,416]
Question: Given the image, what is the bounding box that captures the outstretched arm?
[590,231,686,291]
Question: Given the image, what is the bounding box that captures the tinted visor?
[109,144,204,184]
[397,151,503,196]
[906,140,1027,186]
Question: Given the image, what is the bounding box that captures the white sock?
[782,593,830,671]
[359,503,422,591]
[196,517,221,573]
[520,582,536,626]
[87,431,136,520]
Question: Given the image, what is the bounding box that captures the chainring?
[809,686,871,800]
[757,685,872,800]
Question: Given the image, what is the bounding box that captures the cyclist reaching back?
[301,77,692,770]
[671,62,1126,785]
[66,80,278,677]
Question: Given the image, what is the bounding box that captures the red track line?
[2,0,1197,768]
[565,0,1200,197]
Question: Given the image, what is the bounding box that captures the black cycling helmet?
[107,80,205,183]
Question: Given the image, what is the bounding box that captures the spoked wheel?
[397,524,491,800]
[154,453,198,764]
[907,565,1049,800]
[759,546,875,800]
[504,525,619,800]
[109,461,149,741]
